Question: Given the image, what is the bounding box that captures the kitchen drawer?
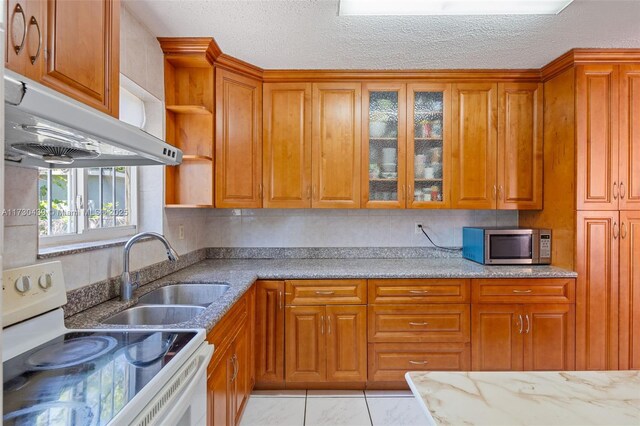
[285,280,367,305]
[471,279,576,304]
[368,342,470,382]
[368,305,470,343]
[368,279,470,304]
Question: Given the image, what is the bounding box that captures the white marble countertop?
[405,371,640,426]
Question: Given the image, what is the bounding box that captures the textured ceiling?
[124,0,640,69]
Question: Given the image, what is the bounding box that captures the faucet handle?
[132,271,140,289]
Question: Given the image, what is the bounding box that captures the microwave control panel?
[540,234,552,259]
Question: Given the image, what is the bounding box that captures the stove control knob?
[38,273,53,290]
[15,276,32,294]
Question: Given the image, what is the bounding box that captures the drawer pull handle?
[512,289,532,294]
[409,290,428,294]
[315,291,335,295]
[409,322,429,326]
[408,360,428,365]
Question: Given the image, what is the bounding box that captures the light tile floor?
[240,390,429,426]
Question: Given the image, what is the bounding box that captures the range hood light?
[338,0,575,15]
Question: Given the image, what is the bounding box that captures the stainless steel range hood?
[4,70,182,168]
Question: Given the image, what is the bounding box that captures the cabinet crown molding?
[542,48,640,81]
[158,37,222,64]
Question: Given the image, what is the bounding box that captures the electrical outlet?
[178,224,185,240]
[415,222,423,235]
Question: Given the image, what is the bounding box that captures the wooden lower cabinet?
[472,304,575,371]
[619,211,640,369]
[255,281,285,387]
[326,305,367,382]
[207,288,255,425]
[285,305,367,383]
[369,342,470,382]
[576,211,619,370]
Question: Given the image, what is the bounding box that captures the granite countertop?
[66,257,576,333]
[405,371,640,426]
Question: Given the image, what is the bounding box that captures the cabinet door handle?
[327,315,331,335]
[409,290,428,294]
[620,181,626,199]
[621,222,627,239]
[613,222,619,240]
[11,3,27,55]
[315,290,334,295]
[613,182,619,200]
[409,322,429,326]
[28,16,41,65]
[399,185,404,203]
[408,360,429,365]
[231,354,238,382]
[512,289,533,294]
[320,315,324,335]
[517,314,523,334]
[312,184,317,200]
[408,185,412,203]
[279,290,283,310]
[493,185,497,200]
[498,185,503,200]
[307,185,312,200]
[525,314,530,334]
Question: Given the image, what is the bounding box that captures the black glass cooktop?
[3,330,196,426]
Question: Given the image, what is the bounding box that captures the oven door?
[130,342,214,426]
[485,229,538,264]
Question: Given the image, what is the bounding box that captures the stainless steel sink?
[138,283,230,307]
[102,305,205,326]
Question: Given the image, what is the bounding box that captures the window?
[38,84,144,247]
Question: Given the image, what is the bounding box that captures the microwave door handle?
[532,230,539,263]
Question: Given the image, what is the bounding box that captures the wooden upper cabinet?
[576,65,620,211]
[362,83,407,208]
[215,68,263,208]
[619,65,640,210]
[325,305,367,382]
[471,304,523,371]
[575,211,620,370]
[255,281,285,386]
[619,211,640,370]
[407,83,452,209]
[451,83,498,209]
[312,83,362,208]
[523,304,575,371]
[40,0,120,117]
[5,0,44,80]
[263,83,312,208]
[497,83,543,210]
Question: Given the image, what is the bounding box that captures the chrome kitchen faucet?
[121,232,179,302]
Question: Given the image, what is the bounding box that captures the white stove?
[2,262,213,426]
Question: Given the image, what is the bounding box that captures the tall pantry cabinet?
[520,57,640,371]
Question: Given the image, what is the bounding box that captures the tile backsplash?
[203,209,518,248]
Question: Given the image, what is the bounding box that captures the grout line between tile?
[303,390,308,426]
[363,394,375,426]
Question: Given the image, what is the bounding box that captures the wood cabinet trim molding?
[158,37,221,63]
[263,70,541,83]
[619,64,640,210]
[216,53,264,81]
[541,48,640,82]
[471,278,576,304]
[618,211,640,370]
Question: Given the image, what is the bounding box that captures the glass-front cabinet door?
[407,83,451,208]
[362,83,407,208]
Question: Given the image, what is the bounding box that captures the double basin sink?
[103,283,230,326]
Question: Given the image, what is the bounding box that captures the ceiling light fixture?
[338,0,575,16]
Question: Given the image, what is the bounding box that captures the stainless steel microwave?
[462,227,551,265]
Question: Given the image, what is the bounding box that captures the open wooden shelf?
[166,105,212,115]
[161,39,216,208]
